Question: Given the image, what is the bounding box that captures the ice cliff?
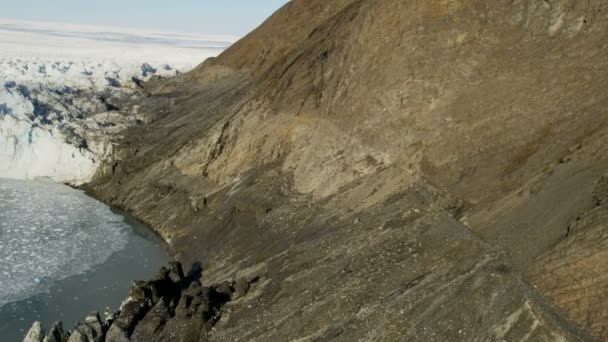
[0,19,233,184]
[0,59,182,184]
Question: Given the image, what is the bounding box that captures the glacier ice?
[0,19,232,184]
[0,59,190,184]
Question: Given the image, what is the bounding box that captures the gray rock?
[152,267,170,282]
[83,312,104,338]
[23,321,44,342]
[104,324,130,342]
[66,330,87,342]
[129,281,151,302]
[175,294,193,319]
[183,281,203,297]
[103,307,117,326]
[114,300,149,334]
[168,261,185,283]
[212,282,233,300]
[68,322,98,342]
[22,263,243,342]
[43,322,66,342]
[148,268,173,303]
[232,278,250,300]
[130,300,170,341]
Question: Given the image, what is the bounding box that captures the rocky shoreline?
[23,262,255,342]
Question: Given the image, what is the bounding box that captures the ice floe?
[0,178,130,306]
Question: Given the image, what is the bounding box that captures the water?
[0,178,169,341]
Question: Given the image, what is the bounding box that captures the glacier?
[0,59,179,184]
[0,19,233,184]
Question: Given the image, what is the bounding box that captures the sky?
[0,0,290,36]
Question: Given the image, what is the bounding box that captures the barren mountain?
[78,0,608,340]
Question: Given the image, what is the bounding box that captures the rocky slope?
[63,0,608,340]
[23,262,255,342]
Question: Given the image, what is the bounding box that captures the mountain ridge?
[82,0,608,340]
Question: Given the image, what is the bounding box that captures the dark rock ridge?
[23,262,255,342]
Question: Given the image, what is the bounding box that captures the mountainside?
[82,0,608,340]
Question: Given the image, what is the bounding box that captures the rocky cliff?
[79,0,608,340]
[24,262,254,342]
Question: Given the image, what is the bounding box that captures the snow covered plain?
[0,19,234,183]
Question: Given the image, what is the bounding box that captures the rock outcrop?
[67,0,608,340]
[24,262,254,342]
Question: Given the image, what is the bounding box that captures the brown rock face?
[528,176,608,338]
[84,0,608,340]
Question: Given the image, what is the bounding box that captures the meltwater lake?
[0,178,168,341]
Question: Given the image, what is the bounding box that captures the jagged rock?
[22,262,242,342]
[83,312,104,338]
[194,288,212,320]
[104,324,130,342]
[103,307,117,326]
[593,175,608,206]
[66,330,87,342]
[130,300,171,341]
[113,299,149,334]
[231,278,250,300]
[149,267,173,303]
[129,281,152,302]
[43,322,66,342]
[211,282,233,300]
[23,321,44,342]
[183,281,203,297]
[67,320,99,342]
[168,261,185,283]
[175,294,193,319]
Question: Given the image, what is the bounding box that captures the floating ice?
[0,178,130,306]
